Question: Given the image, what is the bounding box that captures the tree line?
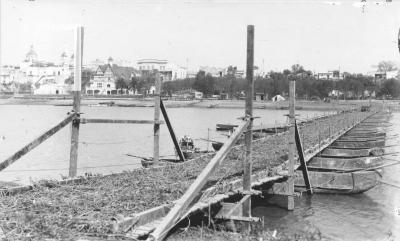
[163,63,400,100]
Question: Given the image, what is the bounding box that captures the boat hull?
[330,140,385,149]
[212,142,224,151]
[308,156,384,171]
[295,170,380,194]
[141,158,181,168]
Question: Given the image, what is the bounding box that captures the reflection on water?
[252,112,400,241]
[0,105,323,184]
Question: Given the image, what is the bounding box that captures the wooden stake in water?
[153,74,161,165]
[287,79,295,210]
[69,26,84,178]
[243,24,254,218]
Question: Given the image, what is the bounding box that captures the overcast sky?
[1,0,400,73]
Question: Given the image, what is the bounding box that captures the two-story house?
[86,57,136,95]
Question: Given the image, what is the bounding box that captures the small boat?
[216,124,238,131]
[211,141,224,151]
[141,158,181,168]
[99,101,115,106]
[294,170,380,194]
[179,135,199,159]
[361,105,371,112]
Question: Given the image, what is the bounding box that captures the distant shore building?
[315,70,344,80]
[373,70,398,80]
[12,46,75,95]
[199,66,224,78]
[86,57,136,95]
[137,59,187,81]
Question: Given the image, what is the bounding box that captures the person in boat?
[180,135,194,150]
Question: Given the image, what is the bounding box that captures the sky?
[1,0,400,73]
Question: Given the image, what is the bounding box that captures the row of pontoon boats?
[294,112,392,194]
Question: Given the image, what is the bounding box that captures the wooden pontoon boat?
[330,140,385,149]
[307,156,384,172]
[295,170,381,194]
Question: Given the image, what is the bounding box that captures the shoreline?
[0,95,371,111]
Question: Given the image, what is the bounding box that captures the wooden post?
[69,26,84,178]
[153,74,161,165]
[294,120,312,194]
[160,99,185,162]
[243,25,254,219]
[287,79,295,210]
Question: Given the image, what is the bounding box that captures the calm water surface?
[253,112,400,241]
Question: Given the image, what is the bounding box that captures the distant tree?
[129,77,138,90]
[283,69,291,76]
[64,69,93,91]
[377,61,397,73]
[378,78,400,98]
[290,64,305,74]
[193,70,215,96]
[115,77,128,89]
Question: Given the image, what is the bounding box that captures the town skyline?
[1,0,400,74]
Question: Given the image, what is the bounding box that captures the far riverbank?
[0,94,376,111]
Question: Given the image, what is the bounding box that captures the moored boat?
[294,170,380,194]
[216,124,238,131]
[211,141,224,151]
[141,158,181,168]
[307,156,384,172]
[330,140,385,149]
[321,148,372,158]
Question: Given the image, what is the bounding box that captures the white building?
[315,70,344,80]
[137,59,168,72]
[137,59,187,81]
[0,65,23,84]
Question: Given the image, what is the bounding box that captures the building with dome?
[17,46,74,94]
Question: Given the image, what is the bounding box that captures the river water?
[0,105,399,240]
[253,112,400,241]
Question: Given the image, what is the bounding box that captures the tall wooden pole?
[69,26,84,178]
[287,79,295,210]
[160,99,186,162]
[243,25,254,218]
[153,74,161,165]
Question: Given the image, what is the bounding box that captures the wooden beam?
[149,119,250,241]
[153,74,162,165]
[243,24,254,219]
[0,113,75,172]
[80,119,164,124]
[295,120,312,194]
[287,79,295,210]
[160,99,186,162]
[69,26,84,178]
